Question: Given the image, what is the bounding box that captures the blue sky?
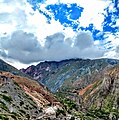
[0,0,119,68]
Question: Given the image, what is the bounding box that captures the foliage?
[0,100,8,111]
[0,94,12,103]
[0,115,8,120]
[56,109,66,117]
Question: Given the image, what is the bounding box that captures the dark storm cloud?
[0,30,105,64]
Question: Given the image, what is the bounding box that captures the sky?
[0,0,119,69]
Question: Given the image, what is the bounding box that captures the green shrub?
[0,101,8,111]
[63,98,77,110]
[0,94,12,103]
[56,109,66,117]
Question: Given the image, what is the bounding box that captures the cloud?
[44,0,110,30]
[73,32,105,58]
[116,46,119,53]
[108,45,119,59]
[0,30,43,63]
[74,32,93,49]
[0,30,105,66]
[44,31,105,60]
[45,32,65,49]
[0,0,76,42]
[0,0,117,69]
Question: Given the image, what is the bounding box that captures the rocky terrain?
[0,60,69,120]
[0,71,68,120]
[1,58,119,119]
[0,71,41,119]
[75,64,119,119]
[21,58,119,119]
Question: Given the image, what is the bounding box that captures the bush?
[56,109,66,117]
[0,94,12,103]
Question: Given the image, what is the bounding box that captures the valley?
[0,58,119,119]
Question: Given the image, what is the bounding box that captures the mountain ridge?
[21,58,119,92]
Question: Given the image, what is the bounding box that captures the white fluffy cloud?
[0,0,64,40]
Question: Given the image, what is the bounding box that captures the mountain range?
[21,58,119,93]
[1,58,119,119]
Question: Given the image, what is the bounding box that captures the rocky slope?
[21,58,119,93]
[1,58,119,119]
[0,71,41,120]
[54,62,119,119]
[0,60,69,120]
[21,58,119,119]
[75,64,119,119]
[0,71,66,119]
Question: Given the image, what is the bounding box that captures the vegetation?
[0,100,8,111]
[0,115,9,120]
[0,94,12,103]
[56,109,66,117]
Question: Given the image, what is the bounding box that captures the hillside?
[0,59,30,78]
[1,58,119,119]
[0,71,66,119]
[75,64,119,119]
[0,60,68,120]
[0,71,41,119]
[21,58,119,119]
